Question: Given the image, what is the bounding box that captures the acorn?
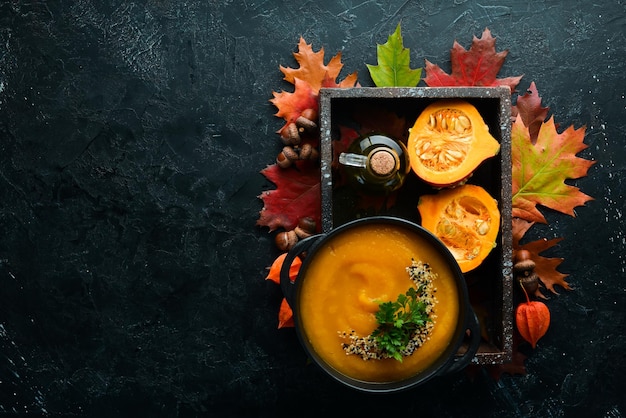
[300,108,318,122]
[281,122,301,145]
[514,249,532,263]
[275,230,298,251]
[295,115,317,131]
[276,146,299,168]
[513,259,536,277]
[294,216,317,239]
[519,272,539,295]
[299,143,320,162]
[276,150,292,168]
[514,249,539,295]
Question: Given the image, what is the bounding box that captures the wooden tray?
[318,87,513,365]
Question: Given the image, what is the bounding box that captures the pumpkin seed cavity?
[414,108,473,171]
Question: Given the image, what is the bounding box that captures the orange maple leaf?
[280,37,358,93]
[424,28,522,91]
[512,117,595,223]
[512,218,570,298]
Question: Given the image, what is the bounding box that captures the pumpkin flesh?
[418,184,500,273]
[408,100,500,187]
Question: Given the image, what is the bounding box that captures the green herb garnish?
[371,287,431,362]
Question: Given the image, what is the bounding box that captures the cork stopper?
[369,149,397,176]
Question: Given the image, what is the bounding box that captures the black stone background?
[0,1,624,417]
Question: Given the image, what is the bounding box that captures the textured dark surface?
[0,1,624,417]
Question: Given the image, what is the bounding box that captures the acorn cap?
[513,259,536,273]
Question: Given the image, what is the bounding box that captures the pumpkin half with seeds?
[407,100,500,187]
[418,184,500,273]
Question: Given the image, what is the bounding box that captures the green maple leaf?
[367,23,422,87]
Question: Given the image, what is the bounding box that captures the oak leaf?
[270,37,358,141]
[279,37,358,93]
[366,23,422,87]
[512,81,549,142]
[512,218,570,298]
[257,164,321,232]
[270,78,319,141]
[423,28,522,91]
[512,117,595,223]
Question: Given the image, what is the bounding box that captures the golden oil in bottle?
[339,134,410,194]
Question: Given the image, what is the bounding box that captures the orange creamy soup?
[299,223,460,383]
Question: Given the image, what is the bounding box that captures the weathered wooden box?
[318,87,513,365]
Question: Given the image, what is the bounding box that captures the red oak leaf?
[257,164,321,232]
[512,81,549,142]
[332,126,361,172]
[512,218,571,298]
[512,116,595,223]
[424,28,522,91]
[280,37,358,93]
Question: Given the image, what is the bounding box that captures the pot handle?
[443,307,481,375]
[279,234,321,308]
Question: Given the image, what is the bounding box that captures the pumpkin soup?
[299,223,460,383]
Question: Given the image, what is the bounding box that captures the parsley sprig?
[372,287,431,362]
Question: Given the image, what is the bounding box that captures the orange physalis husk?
[265,253,301,328]
[277,298,295,329]
[265,253,302,285]
[515,284,550,348]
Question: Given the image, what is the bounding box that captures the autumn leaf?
[512,117,595,223]
[512,218,570,297]
[424,28,522,91]
[512,81,549,142]
[257,164,321,232]
[270,37,358,142]
[270,78,319,141]
[366,23,422,87]
[280,37,358,93]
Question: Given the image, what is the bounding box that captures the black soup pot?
[279,216,481,393]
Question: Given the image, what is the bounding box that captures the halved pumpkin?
[418,184,500,273]
[407,100,500,187]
